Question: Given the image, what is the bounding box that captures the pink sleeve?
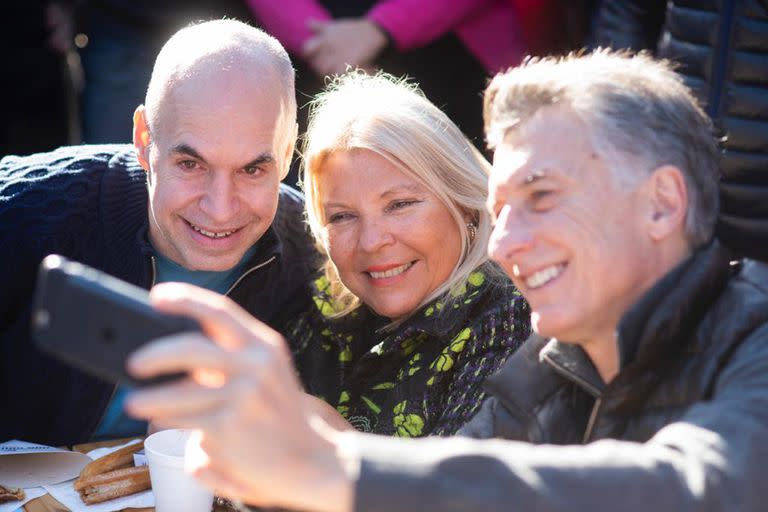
[367,0,494,51]
[245,0,333,56]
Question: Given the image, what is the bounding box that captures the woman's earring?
[467,223,477,244]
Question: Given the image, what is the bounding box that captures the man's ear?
[133,105,151,172]
[280,122,299,181]
[646,165,688,241]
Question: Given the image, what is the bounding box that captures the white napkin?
[43,440,155,512]
[0,486,46,512]
[0,440,91,488]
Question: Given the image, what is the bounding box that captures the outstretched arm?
[353,323,768,511]
[127,283,768,512]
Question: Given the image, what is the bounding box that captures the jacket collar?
[539,339,604,397]
[485,333,577,417]
[537,240,733,395]
[615,240,733,373]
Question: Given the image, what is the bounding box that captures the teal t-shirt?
[91,245,259,441]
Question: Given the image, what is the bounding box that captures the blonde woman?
[287,72,530,437]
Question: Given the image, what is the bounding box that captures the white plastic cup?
[144,429,214,512]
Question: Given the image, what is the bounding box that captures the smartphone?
[31,254,201,386]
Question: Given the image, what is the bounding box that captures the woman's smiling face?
[318,149,463,320]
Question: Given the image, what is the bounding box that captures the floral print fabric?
[287,266,531,437]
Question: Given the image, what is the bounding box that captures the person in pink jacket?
[245,0,528,76]
[245,0,539,168]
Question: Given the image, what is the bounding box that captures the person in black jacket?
[125,51,768,512]
[0,19,316,446]
[594,0,768,261]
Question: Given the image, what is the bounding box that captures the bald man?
[0,20,316,445]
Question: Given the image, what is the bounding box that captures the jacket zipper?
[541,351,603,443]
[582,397,603,443]
[707,0,736,119]
[150,253,275,296]
[150,256,157,287]
[223,255,276,296]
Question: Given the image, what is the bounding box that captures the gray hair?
[144,19,297,175]
[484,49,720,247]
[302,71,502,320]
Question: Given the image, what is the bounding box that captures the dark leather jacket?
[351,241,768,511]
[595,0,768,260]
[0,145,317,445]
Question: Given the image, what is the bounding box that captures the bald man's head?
[140,19,297,177]
[132,20,299,272]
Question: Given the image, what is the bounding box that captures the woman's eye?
[388,199,419,212]
[328,212,354,223]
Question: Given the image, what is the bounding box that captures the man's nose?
[487,206,534,264]
[358,216,395,253]
[201,173,238,223]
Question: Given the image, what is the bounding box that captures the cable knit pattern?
[1,145,138,261]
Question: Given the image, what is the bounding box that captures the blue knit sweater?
[0,145,316,445]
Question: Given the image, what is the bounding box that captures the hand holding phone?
[31,255,201,386]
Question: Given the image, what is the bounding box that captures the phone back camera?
[100,326,116,345]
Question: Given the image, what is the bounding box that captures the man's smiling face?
[487,105,658,346]
[140,71,287,271]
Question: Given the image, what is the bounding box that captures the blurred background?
[1,1,600,185]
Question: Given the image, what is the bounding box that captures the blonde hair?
[484,50,719,247]
[302,71,499,320]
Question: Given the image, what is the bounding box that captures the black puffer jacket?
[595,0,768,260]
[349,241,768,511]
